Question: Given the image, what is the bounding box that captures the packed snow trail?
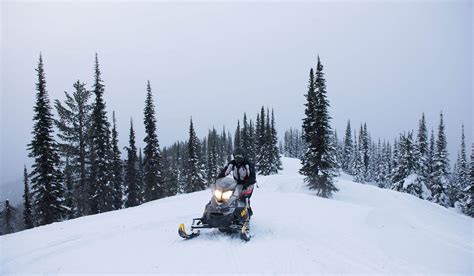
[1,158,472,274]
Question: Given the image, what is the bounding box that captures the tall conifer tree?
[89,54,113,214]
[125,119,140,208]
[28,54,66,225]
[143,81,163,201]
[23,166,33,229]
[300,57,338,198]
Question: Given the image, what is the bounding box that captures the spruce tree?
[28,54,66,225]
[430,112,450,207]
[300,57,338,197]
[342,120,353,173]
[54,80,93,217]
[162,148,179,196]
[1,200,17,234]
[206,127,219,183]
[63,157,75,218]
[125,119,140,208]
[460,143,473,216]
[248,120,256,163]
[269,109,282,173]
[185,118,207,192]
[88,54,113,214]
[143,81,164,202]
[452,125,470,209]
[110,112,123,210]
[23,166,33,229]
[234,120,242,149]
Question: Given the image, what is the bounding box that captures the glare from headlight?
[222,190,233,201]
[213,189,223,200]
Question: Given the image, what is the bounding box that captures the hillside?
[1,158,472,274]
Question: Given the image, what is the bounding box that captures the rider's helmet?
[233,147,245,165]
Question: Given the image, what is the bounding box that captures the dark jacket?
[218,158,256,188]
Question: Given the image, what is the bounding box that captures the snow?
[1,158,472,274]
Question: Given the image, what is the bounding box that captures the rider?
[217,147,256,214]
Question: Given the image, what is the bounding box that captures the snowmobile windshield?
[215,177,237,191]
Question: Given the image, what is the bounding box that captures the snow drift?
[1,158,472,274]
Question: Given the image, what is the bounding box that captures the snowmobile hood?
[214,177,237,191]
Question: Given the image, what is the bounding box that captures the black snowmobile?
[178,177,252,241]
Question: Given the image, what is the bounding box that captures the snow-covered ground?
[1,158,472,274]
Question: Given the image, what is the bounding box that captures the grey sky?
[1,1,472,184]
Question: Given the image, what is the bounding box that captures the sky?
[1,0,472,184]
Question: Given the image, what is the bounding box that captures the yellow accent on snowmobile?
[179,223,187,237]
[241,207,247,217]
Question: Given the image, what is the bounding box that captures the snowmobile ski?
[178,223,200,240]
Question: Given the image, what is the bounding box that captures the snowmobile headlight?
[213,189,223,200]
[221,190,233,201]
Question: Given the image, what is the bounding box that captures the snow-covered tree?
[185,118,207,192]
[300,57,338,197]
[88,54,113,214]
[125,119,140,208]
[451,125,470,209]
[429,112,450,207]
[110,112,123,210]
[23,166,33,229]
[143,81,164,202]
[342,120,353,174]
[28,54,66,225]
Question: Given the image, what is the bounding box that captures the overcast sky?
[1,0,472,184]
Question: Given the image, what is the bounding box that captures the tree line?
[291,55,472,216]
[1,54,282,235]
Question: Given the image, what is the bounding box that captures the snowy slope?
[1,158,472,274]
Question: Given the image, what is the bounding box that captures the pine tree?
[110,112,123,210]
[0,200,17,234]
[391,132,422,197]
[143,81,164,202]
[63,157,75,218]
[452,125,470,209]
[342,120,353,173]
[352,130,365,183]
[54,80,93,217]
[185,118,207,192]
[234,120,242,149]
[269,109,282,173]
[430,112,450,207]
[415,113,430,198]
[162,148,179,196]
[23,166,33,229]
[88,54,113,214]
[248,120,256,163]
[125,119,140,208]
[300,57,338,198]
[256,107,266,171]
[460,143,473,216]
[28,54,66,225]
[206,127,219,183]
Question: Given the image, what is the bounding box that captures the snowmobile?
[178,177,253,241]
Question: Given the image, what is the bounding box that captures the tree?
[54,80,93,216]
[185,118,207,192]
[451,125,470,209]
[391,132,422,197]
[110,112,123,210]
[206,127,219,183]
[300,57,338,198]
[459,143,473,216]
[269,109,282,174]
[0,200,17,234]
[429,112,450,207]
[143,81,164,202]
[125,119,140,208]
[28,54,66,225]
[88,53,113,214]
[23,166,33,229]
[342,120,353,173]
[234,120,242,149]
